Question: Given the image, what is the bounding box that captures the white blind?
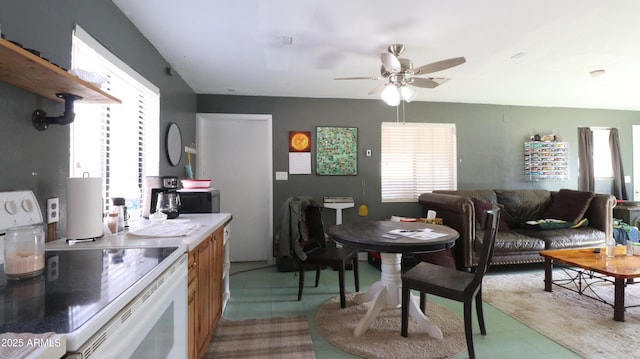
[381,122,457,202]
[70,25,159,215]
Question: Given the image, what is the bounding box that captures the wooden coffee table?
[540,246,640,321]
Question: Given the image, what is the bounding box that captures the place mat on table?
[128,221,201,237]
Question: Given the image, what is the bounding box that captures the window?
[381,122,457,202]
[592,129,613,178]
[70,26,159,216]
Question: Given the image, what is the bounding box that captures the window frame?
[70,25,160,216]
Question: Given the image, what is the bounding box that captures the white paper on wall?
[289,152,311,174]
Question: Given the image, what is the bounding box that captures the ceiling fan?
[335,44,466,105]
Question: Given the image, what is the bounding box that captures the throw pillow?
[472,198,510,232]
[543,189,595,224]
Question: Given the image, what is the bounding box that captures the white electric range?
[0,191,187,358]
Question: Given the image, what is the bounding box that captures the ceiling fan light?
[381,85,401,106]
[400,85,417,102]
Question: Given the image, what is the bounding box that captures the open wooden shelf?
[0,37,121,104]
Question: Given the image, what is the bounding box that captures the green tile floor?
[223,261,581,359]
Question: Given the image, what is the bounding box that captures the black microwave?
[178,189,220,213]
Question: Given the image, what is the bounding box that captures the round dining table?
[329,220,458,338]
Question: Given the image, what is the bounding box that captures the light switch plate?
[275,171,288,181]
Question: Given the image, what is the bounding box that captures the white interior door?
[196,113,273,262]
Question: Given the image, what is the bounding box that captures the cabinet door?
[196,237,212,355]
[211,227,224,330]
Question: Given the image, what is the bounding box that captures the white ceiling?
[112,0,640,111]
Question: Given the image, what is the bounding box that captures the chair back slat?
[472,206,500,285]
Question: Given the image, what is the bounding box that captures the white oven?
[67,253,188,359]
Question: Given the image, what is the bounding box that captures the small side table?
[323,201,354,225]
[324,199,354,249]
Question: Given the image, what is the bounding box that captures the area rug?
[483,270,640,358]
[205,316,314,359]
[315,293,466,359]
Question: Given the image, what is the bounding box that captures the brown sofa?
[418,189,616,270]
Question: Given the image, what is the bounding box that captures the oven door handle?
[92,268,187,358]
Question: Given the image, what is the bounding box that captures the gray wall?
[198,95,640,228]
[2,1,639,239]
[0,0,197,236]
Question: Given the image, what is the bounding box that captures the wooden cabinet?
[195,237,212,356]
[211,227,224,329]
[187,225,226,359]
[187,264,197,359]
[0,38,120,104]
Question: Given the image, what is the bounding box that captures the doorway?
[196,113,273,262]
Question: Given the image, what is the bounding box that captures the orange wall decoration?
[289,131,311,152]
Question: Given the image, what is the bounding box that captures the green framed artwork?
[316,126,358,175]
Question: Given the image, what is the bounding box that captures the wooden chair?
[401,206,500,359]
[296,204,359,308]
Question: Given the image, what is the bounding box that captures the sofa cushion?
[523,218,589,230]
[494,189,552,226]
[474,231,545,253]
[544,189,595,224]
[472,199,510,232]
[514,227,605,249]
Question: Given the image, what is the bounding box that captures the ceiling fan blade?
[334,76,381,80]
[413,57,466,75]
[409,77,440,88]
[381,52,401,73]
[368,83,389,95]
[431,77,450,86]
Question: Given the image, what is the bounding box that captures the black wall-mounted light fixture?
[32,93,83,131]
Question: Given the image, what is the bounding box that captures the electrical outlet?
[47,197,59,224]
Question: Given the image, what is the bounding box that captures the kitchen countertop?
[46,213,232,252]
[0,213,231,358]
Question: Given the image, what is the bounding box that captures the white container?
[605,236,616,258]
[181,179,211,189]
[67,177,104,240]
[4,226,45,279]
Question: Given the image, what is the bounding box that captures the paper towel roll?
[67,177,104,240]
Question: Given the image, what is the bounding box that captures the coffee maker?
[142,176,179,218]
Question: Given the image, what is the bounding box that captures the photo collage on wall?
[315,127,358,175]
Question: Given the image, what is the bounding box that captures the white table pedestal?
[352,252,443,339]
